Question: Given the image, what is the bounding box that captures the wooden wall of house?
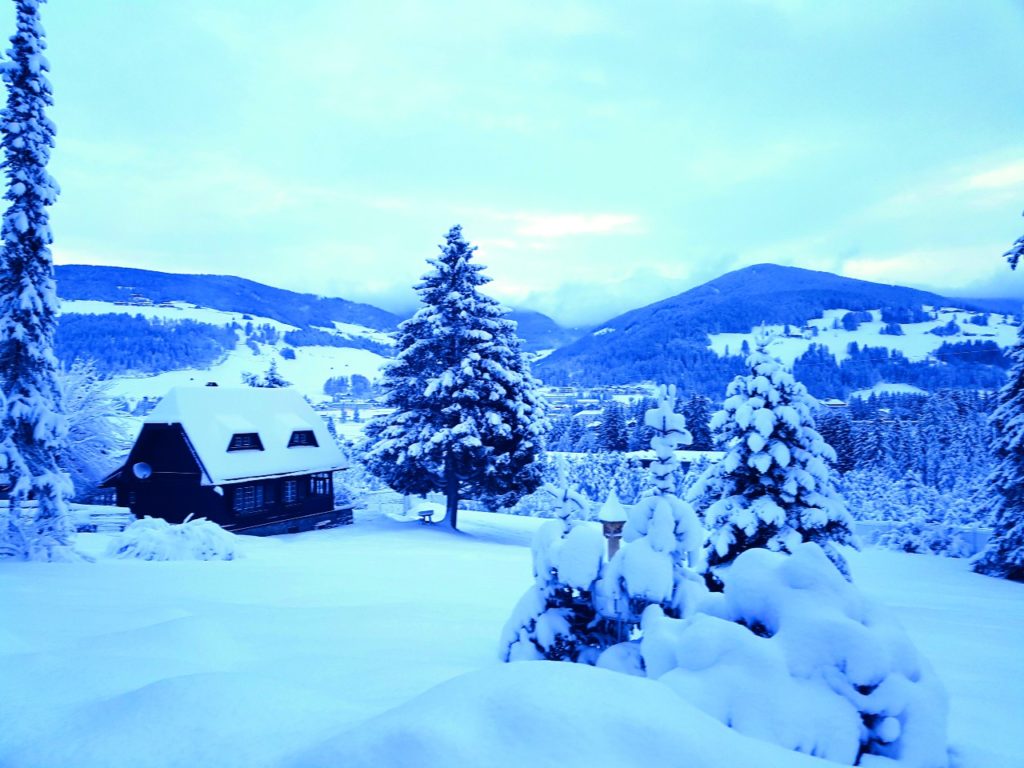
[111,423,341,530]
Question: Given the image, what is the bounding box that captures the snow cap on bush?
[107,515,241,561]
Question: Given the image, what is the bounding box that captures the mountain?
[55,265,403,331]
[506,309,585,353]
[535,263,1018,391]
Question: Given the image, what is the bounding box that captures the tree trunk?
[445,459,459,530]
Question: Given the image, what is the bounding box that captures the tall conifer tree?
[363,225,546,529]
[974,226,1024,580]
[0,0,72,559]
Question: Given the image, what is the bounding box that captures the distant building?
[102,386,351,535]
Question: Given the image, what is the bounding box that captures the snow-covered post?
[598,489,627,559]
[0,0,74,560]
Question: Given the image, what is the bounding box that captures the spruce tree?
[0,0,73,559]
[681,394,714,451]
[363,225,546,529]
[974,233,1024,579]
[692,338,856,577]
[599,384,704,623]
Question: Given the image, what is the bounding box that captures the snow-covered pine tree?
[362,225,546,529]
[1004,211,1022,270]
[681,394,714,451]
[242,359,291,388]
[0,0,74,560]
[974,240,1024,579]
[599,400,628,452]
[598,384,704,623]
[692,337,856,578]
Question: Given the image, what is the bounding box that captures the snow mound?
[290,661,825,768]
[107,516,241,561]
[640,544,949,767]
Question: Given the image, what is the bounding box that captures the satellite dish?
[132,462,152,480]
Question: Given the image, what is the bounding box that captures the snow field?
[1,510,1022,767]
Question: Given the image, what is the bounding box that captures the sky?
[16,0,1024,326]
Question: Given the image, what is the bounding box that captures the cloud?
[840,246,1019,292]
[964,160,1024,191]
[509,212,641,238]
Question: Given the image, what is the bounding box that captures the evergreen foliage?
[974,298,1024,579]
[681,394,714,450]
[55,314,237,374]
[362,225,546,529]
[241,359,291,388]
[693,339,855,577]
[0,0,74,560]
[1004,213,1023,271]
[792,341,1008,399]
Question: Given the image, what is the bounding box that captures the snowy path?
[0,510,1021,767]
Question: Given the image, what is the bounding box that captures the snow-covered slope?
[0,510,1020,767]
[60,299,392,405]
[707,307,1019,366]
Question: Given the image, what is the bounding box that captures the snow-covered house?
[103,386,351,535]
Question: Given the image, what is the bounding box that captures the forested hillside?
[536,263,1021,394]
[56,265,402,331]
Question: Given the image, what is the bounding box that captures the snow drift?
[289,661,827,768]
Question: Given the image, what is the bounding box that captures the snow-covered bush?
[500,483,606,662]
[845,470,984,558]
[633,544,948,767]
[56,359,131,501]
[107,516,241,561]
[506,453,649,518]
[691,339,856,577]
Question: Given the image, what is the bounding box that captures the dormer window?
[288,430,318,447]
[228,433,264,452]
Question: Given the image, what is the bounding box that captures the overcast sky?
[24,0,1024,326]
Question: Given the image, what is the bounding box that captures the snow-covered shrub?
[638,544,949,767]
[691,339,856,577]
[845,470,983,558]
[500,483,607,662]
[107,516,241,561]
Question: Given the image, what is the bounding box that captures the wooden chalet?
[103,386,352,535]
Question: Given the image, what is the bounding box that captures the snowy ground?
[1,510,1021,768]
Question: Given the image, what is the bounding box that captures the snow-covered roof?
[145,386,346,485]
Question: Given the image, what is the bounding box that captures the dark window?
[288,430,318,447]
[228,433,264,452]
[283,479,299,504]
[311,473,330,496]
[232,484,265,515]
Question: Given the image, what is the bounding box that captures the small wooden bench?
[418,509,435,524]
